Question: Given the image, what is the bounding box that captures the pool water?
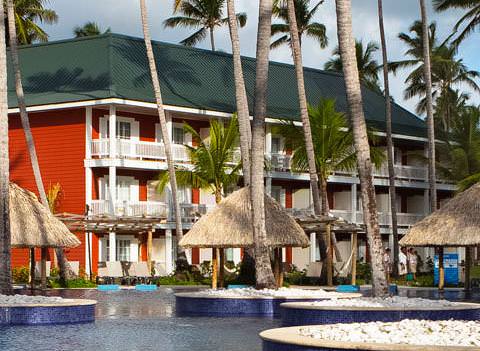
[0,287,280,351]
[1,287,479,351]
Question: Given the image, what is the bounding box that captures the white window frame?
[100,115,139,141]
[270,135,285,155]
[271,185,286,207]
[99,175,139,202]
[100,234,139,262]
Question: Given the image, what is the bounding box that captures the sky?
[42,0,479,116]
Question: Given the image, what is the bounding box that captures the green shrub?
[12,266,30,284]
[356,261,372,284]
[153,274,208,286]
[48,278,96,288]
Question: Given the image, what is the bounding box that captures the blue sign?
[434,253,459,286]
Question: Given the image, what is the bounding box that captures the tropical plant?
[156,116,241,288]
[140,0,188,271]
[252,0,276,289]
[377,0,399,277]
[324,40,382,93]
[6,0,58,44]
[276,98,385,211]
[156,116,241,203]
[271,0,327,49]
[389,21,479,127]
[334,0,388,297]
[46,182,62,213]
[73,21,110,37]
[165,0,247,51]
[0,0,12,295]
[434,0,480,46]
[7,0,75,285]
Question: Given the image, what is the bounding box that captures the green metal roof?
[7,33,427,138]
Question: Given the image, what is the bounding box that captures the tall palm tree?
[140,0,188,271]
[73,21,110,38]
[165,0,247,51]
[389,21,479,124]
[334,0,388,297]
[419,0,437,216]
[377,0,399,277]
[0,0,12,295]
[324,40,382,93]
[252,0,276,289]
[277,98,384,210]
[6,0,58,44]
[226,0,251,184]
[271,0,327,49]
[157,116,241,288]
[7,0,75,285]
[434,0,480,47]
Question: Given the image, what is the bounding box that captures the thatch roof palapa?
[179,187,309,249]
[400,183,480,247]
[9,183,81,248]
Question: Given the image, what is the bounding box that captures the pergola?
[56,212,168,276]
[9,183,80,289]
[295,214,365,286]
[400,183,480,290]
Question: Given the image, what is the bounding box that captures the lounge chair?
[130,262,151,284]
[96,265,110,284]
[34,261,51,278]
[106,261,124,284]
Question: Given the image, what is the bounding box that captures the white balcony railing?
[91,139,189,162]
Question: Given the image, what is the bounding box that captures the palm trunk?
[215,188,224,288]
[227,0,251,185]
[377,0,399,277]
[335,0,388,297]
[419,0,437,213]
[0,0,12,295]
[252,0,276,289]
[285,0,322,216]
[140,0,188,271]
[209,27,216,51]
[7,0,75,285]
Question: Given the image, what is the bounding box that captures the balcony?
[89,200,214,222]
[91,139,189,162]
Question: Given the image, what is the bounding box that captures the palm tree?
[0,0,12,295]
[7,0,75,285]
[377,0,399,277]
[334,0,388,297]
[389,21,479,125]
[165,0,247,51]
[324,40,382,93]
[73,22,110,38]
[271,0,327,49]
[277,98,384,210]
[226,0,251,184]
[140,0,188,271]
[434,0,480,46]
[157,116,241,288]
[252,0,276,289]
[6,0,58,44]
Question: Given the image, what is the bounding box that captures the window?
[173,126,185,145]
[116,239,131,261]
[106,121,132,139]
[271,136,282,154]
[271,186,283,206]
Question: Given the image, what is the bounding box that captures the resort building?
[8,34,455,276]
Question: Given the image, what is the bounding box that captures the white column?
[265,177,272,196]
[109,231,116,262]
[351,183,357,223]
[108,166,116,214]
[165,229,173,274]
[423,189,430,215]
[85,167,92,212]
[166,112,173,139]
[265,124,272,155]
[85,107,92,159]
[310,232,316,262]
[233,248,241,265]
[85,232,92,277]
[109,105,117,158]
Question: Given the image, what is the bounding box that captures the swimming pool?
[0,287,280,351]
[1,287,479,351]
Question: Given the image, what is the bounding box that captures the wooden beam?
[211,248,218,289]
[147,230,153,273]
[438,247,445,291]
[326,223,333,286]
[30,248,35,290]
[351,232,357,286]
[218,248,225,288]
[465,246,472,291]
[41,248,47,290]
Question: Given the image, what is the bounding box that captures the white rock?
[299,319,480,347]
[0,294,66,305]
[199,287,350,298]
[307,296,460,308]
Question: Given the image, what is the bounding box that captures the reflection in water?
[1,287,479,351]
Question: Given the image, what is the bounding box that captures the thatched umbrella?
[9,183,80,289]
[400,183,480,290]
[180,187,309,287]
